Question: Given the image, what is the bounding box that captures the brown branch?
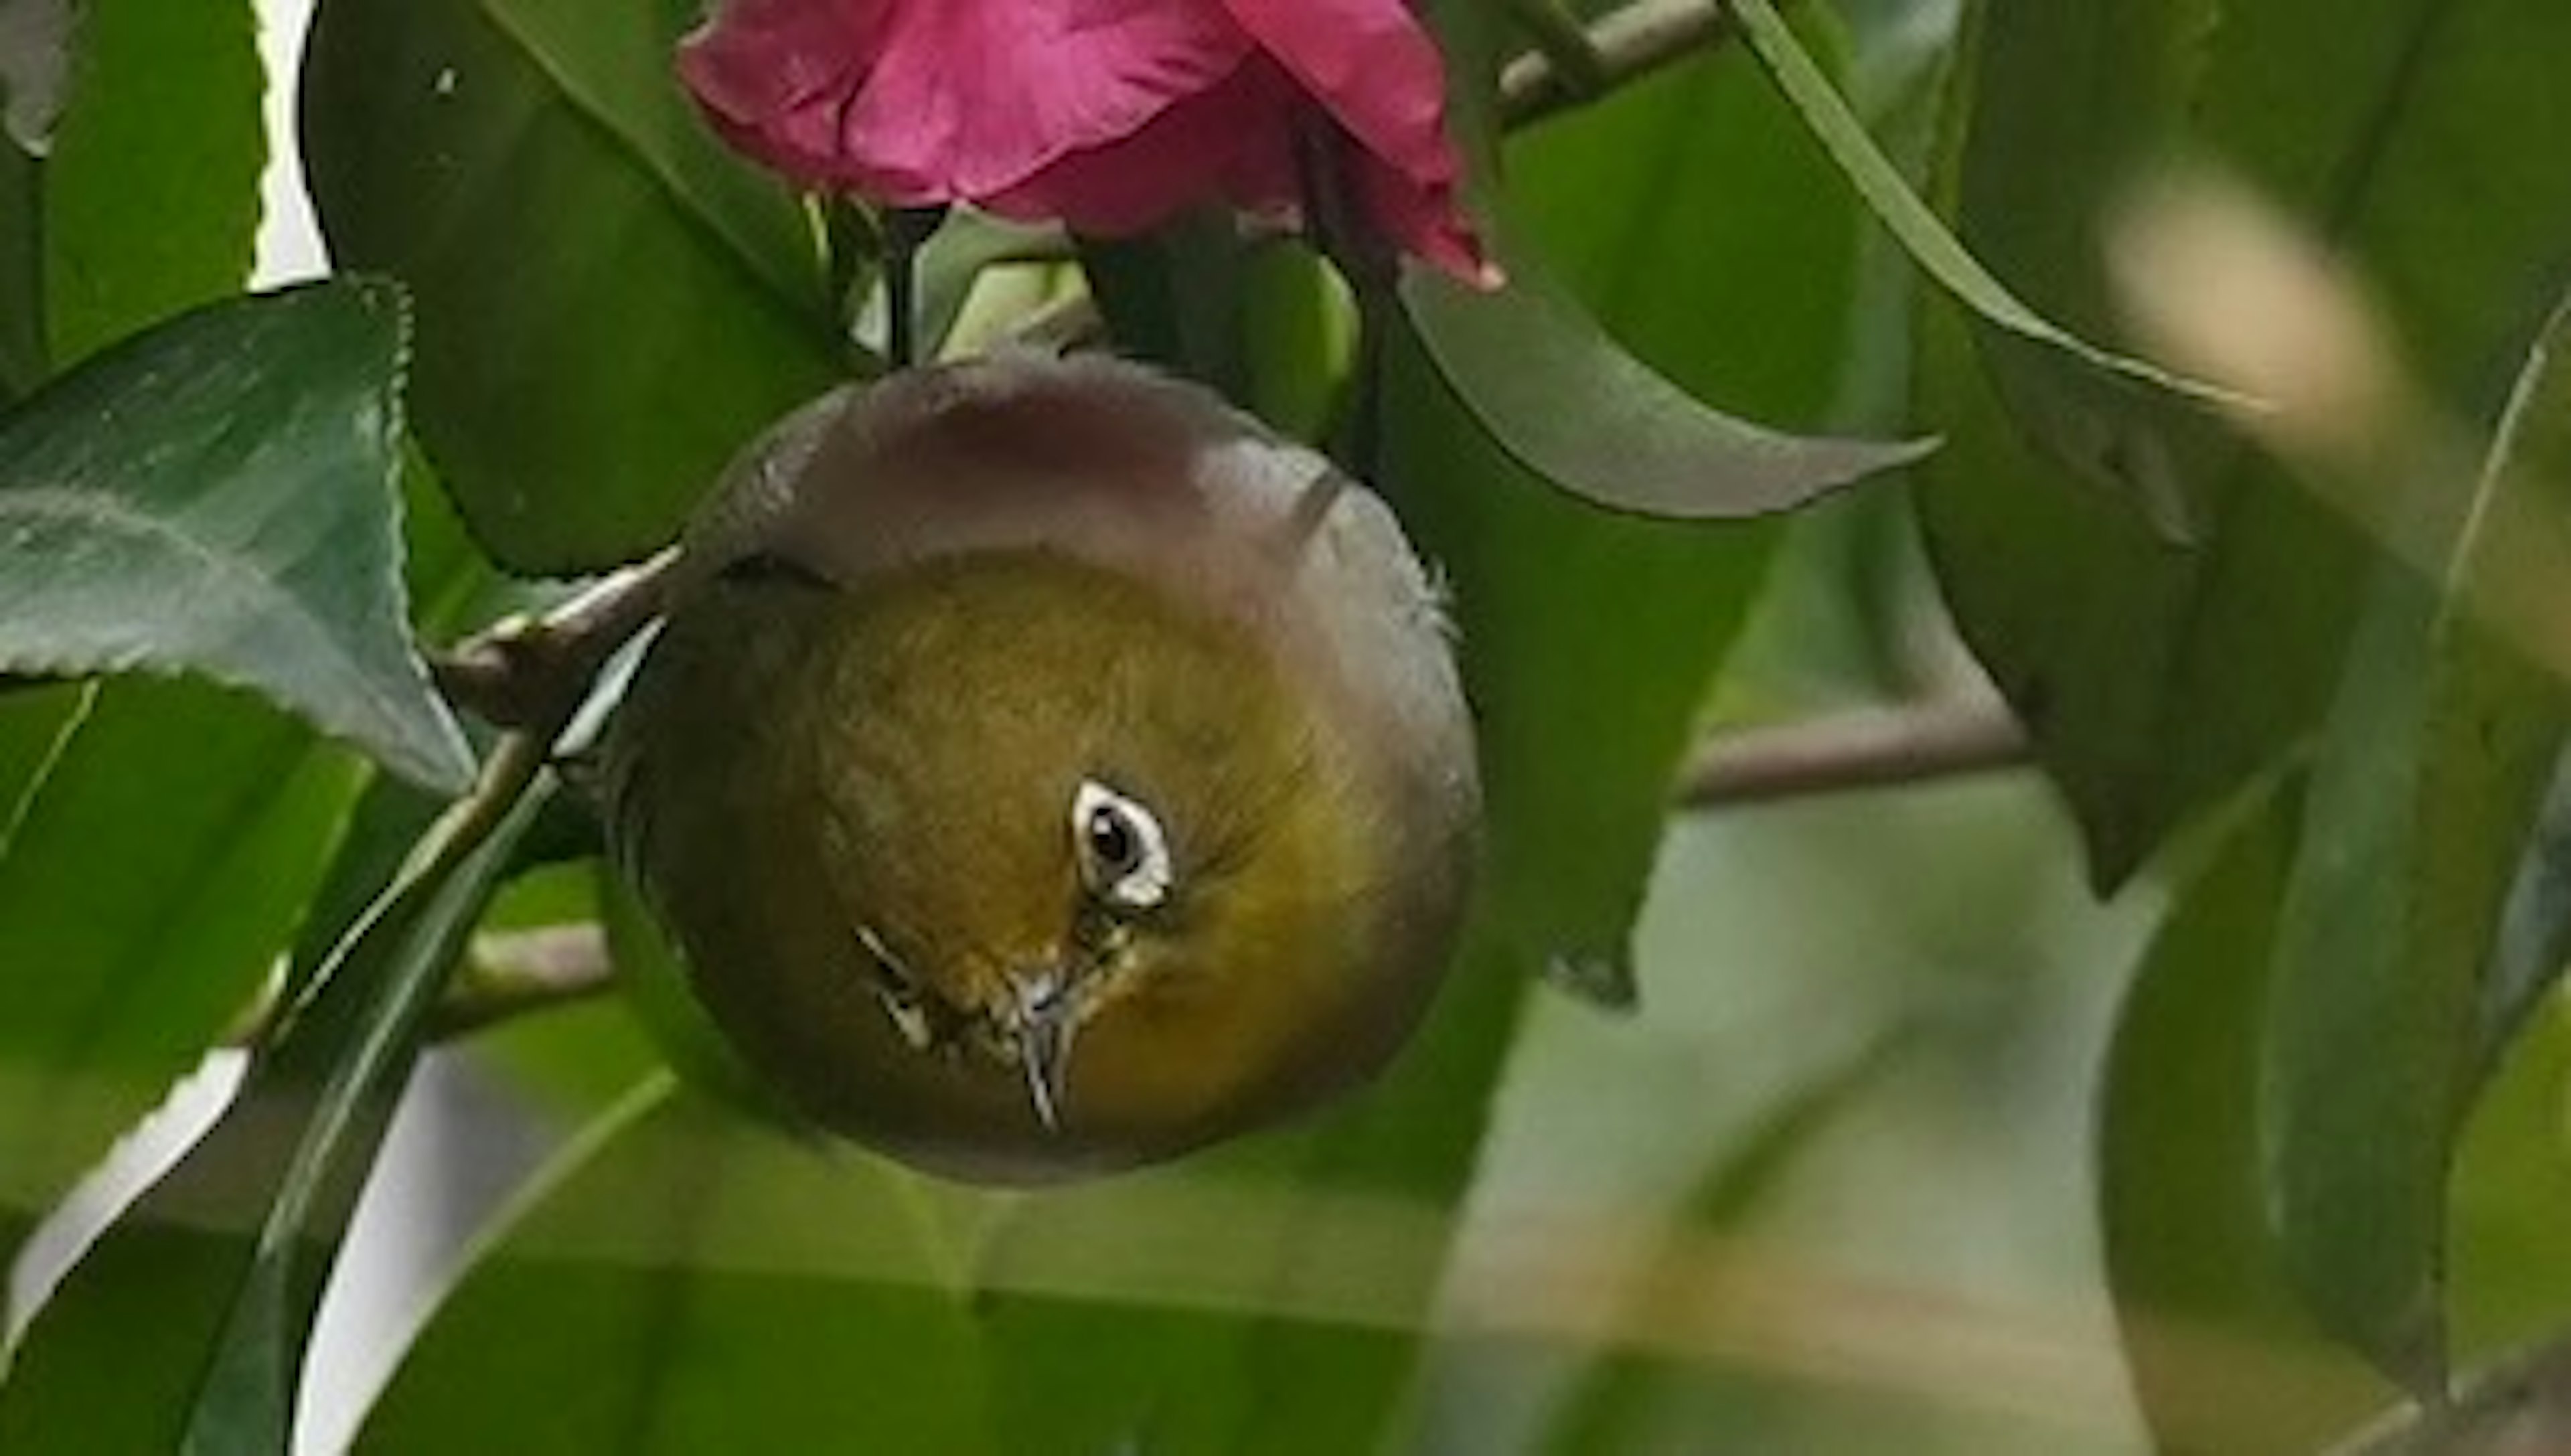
[431,548,680,730]
[1675,700,2031,809]
[1501,0,1741,130]
[429,924,617,1041]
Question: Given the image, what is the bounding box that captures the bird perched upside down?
[605,353,1479,1183]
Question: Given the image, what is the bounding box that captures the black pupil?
[1086,807,1138,875]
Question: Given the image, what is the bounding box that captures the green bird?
[605,352,1479,1182]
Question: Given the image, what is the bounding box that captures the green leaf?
[2477,760,2571,1073]
[301,0,844,573]
[1917,0,2571,884]
[1728,0,2226,407]
[2264,290,2571,1392]
[0,679,362,1269]
[0,280,473,792]
[2100,795,2385,1455]
[2450,997,2571,1367]
[1407,0,1867,995]
[362,1080,994,1453]
[40,0,262,365]
[1399,259,1934,519]
[0,775,546,1451]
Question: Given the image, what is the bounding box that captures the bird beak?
[1010,970,1079,1133]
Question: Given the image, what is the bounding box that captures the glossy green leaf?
[38,0,261,365]
[1918,0,2571,884]
[301,0,844,572]
[2101,795,2384,1455]
[0,281,473,791]
[1728,0,2222,406]
[2264,290,2571,1392]
[1399,260,1934,519]
[0,679,362,1269]
[1408,5,1866,997]
[478,0,824,311]
[362,1080,992,1453]
[0,779,546,1451]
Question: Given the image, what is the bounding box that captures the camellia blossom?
[678,0,1496,285]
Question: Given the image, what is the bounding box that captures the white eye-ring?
[1071,779,1172,911]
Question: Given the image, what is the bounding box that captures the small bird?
[605,352,1479,1182]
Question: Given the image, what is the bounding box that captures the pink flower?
[677,0,1496,285]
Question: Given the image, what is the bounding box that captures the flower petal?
[681,0,1256,203]
[1354,148,1500,286]
[984,56,1300,234]
[1213,0,1491,282]
[1215,0,1458,182]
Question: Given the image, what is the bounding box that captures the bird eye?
[1071,779,1172,911]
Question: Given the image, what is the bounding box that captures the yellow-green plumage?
[607,353,1476,1182]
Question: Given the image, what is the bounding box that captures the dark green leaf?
[1729,0,2225,405]
[2264,290,2571,1392]
[2101,795,2385,1454]
[0,281,473,791]
[1081,220,1259,400]
[40,0,262,364]
[1400,259,1932,519]
[1918,0,2571,884]
[1405,5,1863,994]
[479,0,826,312]
[0,777,546,1451]
[301,0,844,572]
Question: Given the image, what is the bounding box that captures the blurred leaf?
[0,777,545,1451]
[0,0,71,153]
[1541,1027,1914,1455]
[2101,794,2384,1455]
[301,0,843,573]
[0,281,473,791]
[1399,259,1933,519]
[2328,1331,2571,1456]
[38,0,261,365]
[2450,997,2571,1365]
[0,679,362,1269]
[2477,758,2571,1073]
[1728,0,2221,406]
[361,1081,993,1453]
[1918,0,2571,885]
[2264,290,2571,1392]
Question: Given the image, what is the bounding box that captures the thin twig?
[431,548,680,730]
[430,924,617,1041]
[1675,699,2031,809]
[1501,0,1741,129]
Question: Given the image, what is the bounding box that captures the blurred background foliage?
[1,0,2569,1451]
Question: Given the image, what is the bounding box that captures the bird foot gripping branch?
[603,354,1481,1184]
